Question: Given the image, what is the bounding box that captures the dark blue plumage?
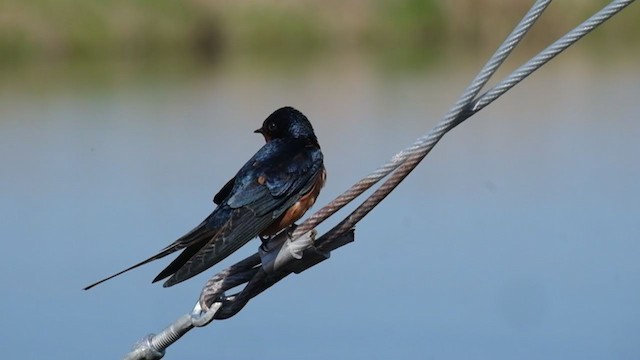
[84,107,325,289]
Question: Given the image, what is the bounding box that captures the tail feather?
[162,233,249,287]
[82,246,179,290]
[152,241,208,283]
[162,208,273,287]
[83,220,214,290]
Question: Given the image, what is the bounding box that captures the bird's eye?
[267,122,277,131]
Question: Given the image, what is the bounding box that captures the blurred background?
[1,0,639,359]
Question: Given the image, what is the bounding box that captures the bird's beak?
[254,128,263,134]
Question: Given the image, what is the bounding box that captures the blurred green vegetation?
[0,0,221,62]
[0,0,638,65]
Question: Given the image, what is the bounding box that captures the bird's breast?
[260,167,326,237]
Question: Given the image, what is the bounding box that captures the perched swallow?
[84,106,325,289]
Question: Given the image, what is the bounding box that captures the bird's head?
[255,106,317,144]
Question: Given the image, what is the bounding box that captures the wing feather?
[162,144,323,286]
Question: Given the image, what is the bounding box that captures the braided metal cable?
[197,230,354,319]
[291,0,552,239]
[312,0,635,237]
[468,0,635,116]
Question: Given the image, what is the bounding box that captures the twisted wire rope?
[292,0,552,239]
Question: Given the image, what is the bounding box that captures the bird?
[84,106,325,289]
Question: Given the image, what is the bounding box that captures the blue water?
[1,53,639,359]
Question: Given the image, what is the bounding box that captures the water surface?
[1,52,639,359]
